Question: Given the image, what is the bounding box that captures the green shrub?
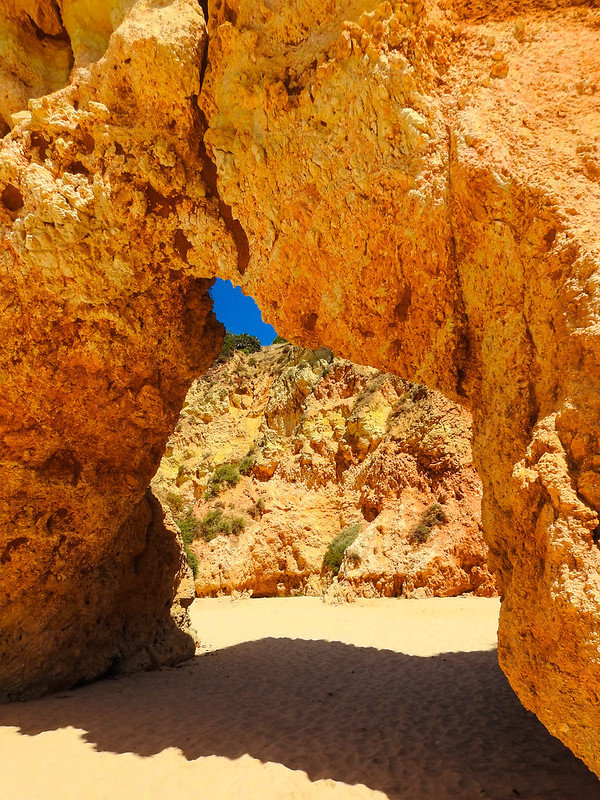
[248,497,266,519]
[165,491,184,515]
[238,454,256,475]
[217,332,262,362]
[200,508,246,541]
[213,463,240,485]
[272,334,288,344]
[174,511,201,546]
[205,463,241,497]
[200,509,231,540]
[410,523,431,544]
[186,548,199,578]
[409,503,447,545]
[174,511,201,577]
[176,463,188,487]
[230,515,246,535]
[323,523,361,576]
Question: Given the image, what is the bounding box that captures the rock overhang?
[1,0,600,780]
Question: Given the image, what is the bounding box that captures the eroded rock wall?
[200,0,463,393]
[153,344,494,599]
[1,0,600,778]
[0,0,235,699]
[0,1,72,136]
[201,0,600,775]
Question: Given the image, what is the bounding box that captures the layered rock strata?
[0,0,599,779]
[153,344,495,599]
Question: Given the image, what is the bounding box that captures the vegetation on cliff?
[153,343,495,600]
[323,524,362,576]
[409,504,448,545]
[217,332,262,362]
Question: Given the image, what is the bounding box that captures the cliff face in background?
[153,344,495,599]
[1,0,600,778]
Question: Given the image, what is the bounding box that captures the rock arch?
[1,0,599,778]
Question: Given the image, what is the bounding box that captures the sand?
[1,596,598,799]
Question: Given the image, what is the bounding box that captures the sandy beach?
[1,596,597,800]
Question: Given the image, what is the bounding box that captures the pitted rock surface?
[1,0,600,777]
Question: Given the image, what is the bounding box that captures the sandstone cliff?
[201,0,600,775]
[1,0,600,778]
[153,344,495,599]
[0,0,231,699]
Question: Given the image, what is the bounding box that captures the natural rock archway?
[1,0,600,779]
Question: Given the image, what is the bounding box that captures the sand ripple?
[0,597,597,799]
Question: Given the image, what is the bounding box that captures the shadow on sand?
[1,639,598,799]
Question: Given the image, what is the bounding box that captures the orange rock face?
[153,345,495,599]
[1,0,600,779]
[201,0,600,776]
[0,0,232,699]
[0,1,72,135]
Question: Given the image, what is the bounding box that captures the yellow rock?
[1,0,600,781]
[154,345,493,600]
[490,61,509,79]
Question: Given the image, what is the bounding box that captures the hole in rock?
[1,536,28,564]
[394,286,412,321]
[304,312,318,331]
[145,184,180,218]
[42,449,83,487]
[80,132,95,155]
[209,278,278,348]
[1,184,24,212]
[25,11,71,44]
[30,131,50,160]
[46,508,71,534]
[67,161,89,176]
[158,276,495,607]
[174,229,193,262]
[361,506,379,523]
